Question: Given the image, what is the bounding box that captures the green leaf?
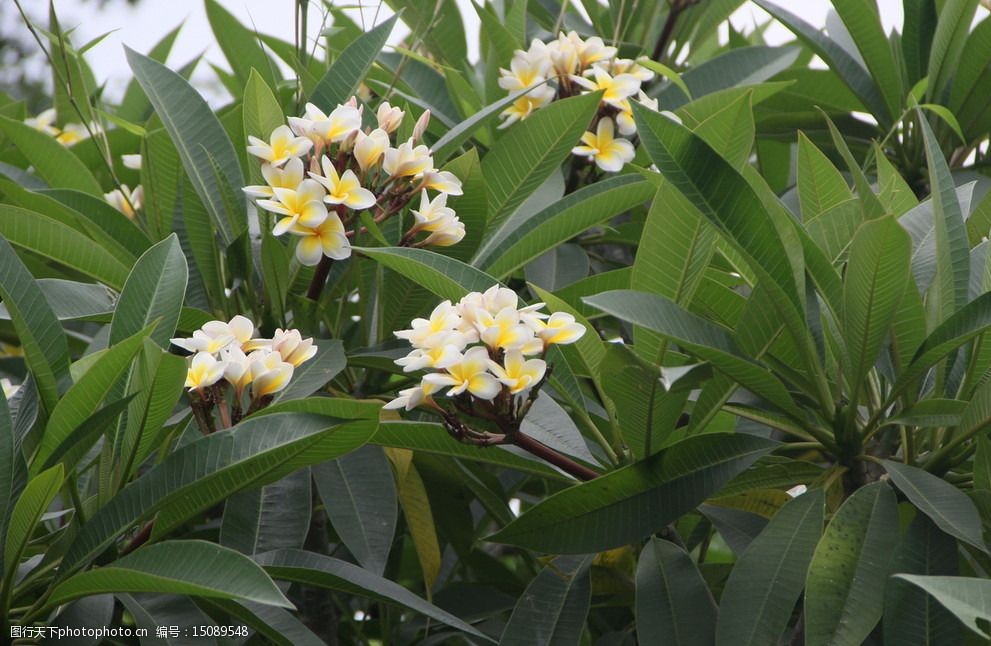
[311,16,398,109]
[43,188,152,259]
[805,482,899,646]
[0,390,13,575]
[482,175,653,278]
[882,460,987,552]
[33,325,153,472]
[926,0,980,102]
[110,234,188,349]
[716,489,824,646]
[483,92,600,230]
[830,0,903,119]
[274,339,346,402]
[256,549,491,641]
[118,593,219,644]
[355,247,499,301]
[797,132,853,221]
[205,0,279,89]
[221,469,312,556]
[502,556,592,646]
[59,414,376,574]
[584,290,803,420]
[50,540,291,608]
[842,217,911,400]
[751,0,892,123]
[2,464,62,584]
[0,235,70,416]
[0,204,131,290]
[488,434,777,554]
[0,115,102,194]
[314,445,397,576]
[126,46,246,246]
[883,514,962,646]
[894,574,991,640]
[637,538,717,645]
[431,88,535,164]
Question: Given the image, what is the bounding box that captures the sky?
[3,0,927,105]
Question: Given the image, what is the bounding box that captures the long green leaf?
[894,574,991,640]
[205,0,279,89]
[502,556,592,646]
[3,464,63,582]
[637,538,717,645]
[355,247,500,301]
[0,115,102,194]
[51,540,291,608]
[311,16,398,109]
[487,434,777,554]
[716,489,824,646]
[220,469,312,555]
[926,0,980,102]
[831,0,903,118]
[126,46,246,246]
[805,482,899,646]
[110,234,188,349]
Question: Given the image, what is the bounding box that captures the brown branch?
[511,431,600,481]
[651,0,699,62]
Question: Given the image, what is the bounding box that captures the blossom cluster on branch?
[498,31,659,172]
[243,98,466,266]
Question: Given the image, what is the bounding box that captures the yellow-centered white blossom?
[535,312,587,345]
[268,328,319,366]
[288,102,361,144]
[395,341,464,373]
[184,352,225,391]
[488,350,547,394]
[376,102,405,133]
[383,139,433,178]
[289,212,351,265]
[383,379,439,411]
[310,156,376,210]
[257,178,328,236]
[572,67,640,107]
[247,125,312,167]
[243,157,305,198]
[249,350,294,398]
[25,108,58,136]
[105,185,143,219]
[421,170,463,196]
[572,118,635,172]
[353,129,390,172]
[394,300,462,349]
[422,347,501,399]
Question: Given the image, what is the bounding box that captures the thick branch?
[511,431,600,481]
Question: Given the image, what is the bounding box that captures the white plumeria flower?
[25,108,59,136]
[572,67,640,107]
[56,122,92,146]
[572,118,635,172]
[249,350,294,398]
[498,49,552,92]
[616,90,661,136]
[383,379,439,411]
[394,300,462,349]
[422,218,465,247]
[122,153,142,170]
[498,91,555,128]
[268,328,318,366]
[476,306,536,352]
[421,170,463,196]
[104,185,143,219]
[488,350,547,394]
[535,312,587,346]
[518,303,550,330]
[247,125,312,167]
[184,352,226,391]
[422,347,501,399]
[383,139,433,178]
[310,156,376,210]
[609,57,655,82]
[221,345,253,395]
[289,102,362,144]
[395,341,464,373]
[243,157,305,198]
[547,33,580,76]
[289,212,352,265]
[412,110,431,143]
[257,178,328,236]
[1,377,20,400]
[354,129,390,172]
[376,102,405,133]
[410,192,456,232]
[171,315,253,355]
[570,33,617,69]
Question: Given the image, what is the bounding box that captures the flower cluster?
[24,108,98,147]
[170,315,316,403]
[385,285,586,412]
[243,98,465,266]
[498,31,659,172]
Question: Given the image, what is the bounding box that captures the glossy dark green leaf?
[502,556,592,646]
[637,538,717,646]
[220,469,312,556]
[311,16,398,109]
[894,574,991,640]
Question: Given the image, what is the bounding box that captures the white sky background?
[0,0,929,105]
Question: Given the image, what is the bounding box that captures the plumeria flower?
[535,312,587,345]
[476,307,535,352]
[608,57,655,82]
[376,102,405,133]
[383,379,439,411]
[410,192,457,233]
[257,178,328,235]
[310,156,376,210]
[221,345,253,396]
[498,49,552,92]
[412,110,431,143]
[572,67,640,107]
[171,315,253,355]
[548,33,580,76]
[289,212,352,265]
[383,139,433,178]
[422,347,501,399]
[249,350,294,398]
[394,300,462,349]
[571,33,617,69]
[488,350,547,394]
[56,122,92,146]
[105,185,143,219]
[184,352,226,391]
[122,153,142,170]
[572,119,635,172]
[1,377,20,400]
[247,125,312,167]
[268,328,318,366]
[421,170,463,196]
[395,341,464,373]
[289,102,361,144]
[616,90,661,136]
[243,157,305,198]
[498,93,553,128]
[354,129,390,172]
[422,218,465,247]
[25,108,59,136]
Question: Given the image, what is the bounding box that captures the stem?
[652,1,693,62]
[306,255,333,301]
[120,520,154,557]
[511,431,600,481]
